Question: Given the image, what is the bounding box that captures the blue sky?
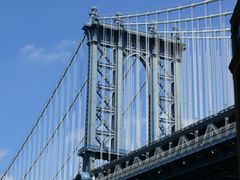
[0,0,235,176]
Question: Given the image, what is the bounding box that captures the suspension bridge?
[1,0,237,179]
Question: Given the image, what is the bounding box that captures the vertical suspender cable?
[26,135,31,179]
[55,90,61,179]
[191,4,198,121]
[17,149,22,179]
[108,18,113,161]
[58,82,64,178]
[145,14,149,143]
[49,100,54,179]
[41,112,47,179]
[70,53,78,178]
[100,18,105,165]
[46,107,51,180]
[12,159,15,180]
[35,120,41,179]
[116,16,120,160]
[136,16,141,148]
[126,16,130,150]
[187,19,193,123]
[39,117,44,180]
[177,7,183,126]
[208,6,214,115]
[163,11,168,133]
[64,68,71,179]
[129,16,133,150]
[214,15,219,112]
[38,113,43,180]
[78,43,84,172]
[69,60,74,178]
[173,10,178,131]
[70,109,76,179]
[210,14,217,114]
[51,90,59,179]
[165,11,170,134]
[62,80,67,179]
[32,122,38,179]
[204,2,211,117]
[183,20,188,126]
[29,136,33,179]
[155,12,160,137]
[219,0,225,110]
[15,150,19,179]
[47,105,51,179]
[77,66,83,173]
[197,18,203,119]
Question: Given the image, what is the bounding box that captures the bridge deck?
[92,106,237,179]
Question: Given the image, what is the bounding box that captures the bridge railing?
[93,106,236,179]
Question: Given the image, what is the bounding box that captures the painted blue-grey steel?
[93,106,235,173]
[115,15,123,151]
[92,106,235,179]
[83,20,99,172]
[81,7,185,173]
[73,172,91,180]
[150,29,160,142]
[122,128,236,180]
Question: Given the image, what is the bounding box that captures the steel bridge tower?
[78,7,185,172]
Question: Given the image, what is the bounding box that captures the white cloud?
[20,40,77,64]
[0,149,7,163]
[3,176,13,180]
[56,39,77,49]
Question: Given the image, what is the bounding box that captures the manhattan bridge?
[1,0,238,179]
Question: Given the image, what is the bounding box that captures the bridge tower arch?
[79,7,184,172]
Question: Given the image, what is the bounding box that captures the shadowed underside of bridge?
[130,139,238,180]
[1,0,238,179]
[133,148,238,180]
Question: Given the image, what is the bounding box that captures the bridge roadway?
[92,106,238,179]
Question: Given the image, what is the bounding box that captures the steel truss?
[80,7,184,171]
[92,106,236,180]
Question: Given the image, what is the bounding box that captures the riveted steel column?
[86,31,98,147]
[173,29,182,131]
[150,26,160,142]
[174,56,181,131]
[114,13,123,151]
[83,34,98,171]
[83,6,99,172]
